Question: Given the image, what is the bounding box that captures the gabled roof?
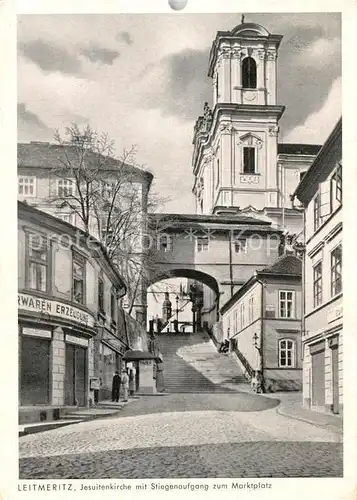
[259,254,302,276]
[18,142,153,187]
[220,253,301,314]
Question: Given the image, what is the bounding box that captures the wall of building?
[18,206,129,407]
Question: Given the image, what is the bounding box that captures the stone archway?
[148,268,220,333]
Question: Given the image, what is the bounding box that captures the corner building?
[18,201,127,407]
[294,118,342,415]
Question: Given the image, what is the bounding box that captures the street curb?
[275,405,343,432]
[19,406,130,437]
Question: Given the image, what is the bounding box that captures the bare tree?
[48,123,168,316]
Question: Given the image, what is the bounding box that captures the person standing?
[129,368,135,396]
[122,368,129,402]
[111,370,121,403]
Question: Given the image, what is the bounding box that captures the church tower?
[192,20,285,215]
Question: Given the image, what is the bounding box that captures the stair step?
[157,332,248,394]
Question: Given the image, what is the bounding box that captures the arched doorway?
[147,268,220,335]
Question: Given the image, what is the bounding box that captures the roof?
[278,143,321,156]
[220,253,301,314]
[259,254,302,276]
[122,350,158,361]
[231,22,271,37]
[293,118,342,205]
[18,142,154,187]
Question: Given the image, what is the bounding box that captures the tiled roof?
[278,143,321,155]
[17,142,153,185]
[259,254,302,276]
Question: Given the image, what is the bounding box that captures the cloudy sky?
[17,13,341,212]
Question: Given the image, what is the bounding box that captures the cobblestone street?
[19,393,343,479]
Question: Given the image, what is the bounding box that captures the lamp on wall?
[252,332,260,351]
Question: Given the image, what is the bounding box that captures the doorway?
[65,343,87,406]
[331,345,339,414]
[20,336,50,405]
[311,346,325,409]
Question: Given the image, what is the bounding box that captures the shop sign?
[140,360,152,365]
[66,334,89,347]
[22,327,52,339]
[18,293,95,328]
[327,305,343,324]
[102,336,126,355]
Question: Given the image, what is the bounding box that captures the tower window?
[242,57,257,89]
[243,147,256,174]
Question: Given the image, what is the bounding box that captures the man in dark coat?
[112,370,121,402]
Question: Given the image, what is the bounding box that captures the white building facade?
[294,118,342,415]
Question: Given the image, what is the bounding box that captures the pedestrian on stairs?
[111,371,121,403]
[122,368,129,402]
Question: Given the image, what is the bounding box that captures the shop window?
[18,176,36,197]
[27,233,49,292]
[72,252,85,304]
[98,277,105,313]
[242,57,257,89]
[57,178,75,197]
[196,236,209,252]
[243,147,256,174]
[313,262,323,307]
[331,245,342,297]
[278,339,296,368]
[279,290,295,318]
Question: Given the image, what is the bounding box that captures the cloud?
[18,39,82,75]
[81,45,120,65]
[17,103,53,142]
[142,48,212,121]
[278,29,341,138]
[283,77,341,144]
[117,31,133,45]
[18,102,50,130]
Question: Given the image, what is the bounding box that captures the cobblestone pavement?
[19,393,343,479]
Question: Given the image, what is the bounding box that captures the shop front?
[18,292,96,407]
[98,334,127,401]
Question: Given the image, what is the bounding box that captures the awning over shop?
[123,350,160,361]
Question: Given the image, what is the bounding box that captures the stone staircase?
[157,331,250,393]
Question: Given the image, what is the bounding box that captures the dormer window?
[242,57,257,89]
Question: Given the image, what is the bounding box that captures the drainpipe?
[255,276,265,391]
[229,229,234,297]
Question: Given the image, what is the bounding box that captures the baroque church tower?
[192,19,318,235]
